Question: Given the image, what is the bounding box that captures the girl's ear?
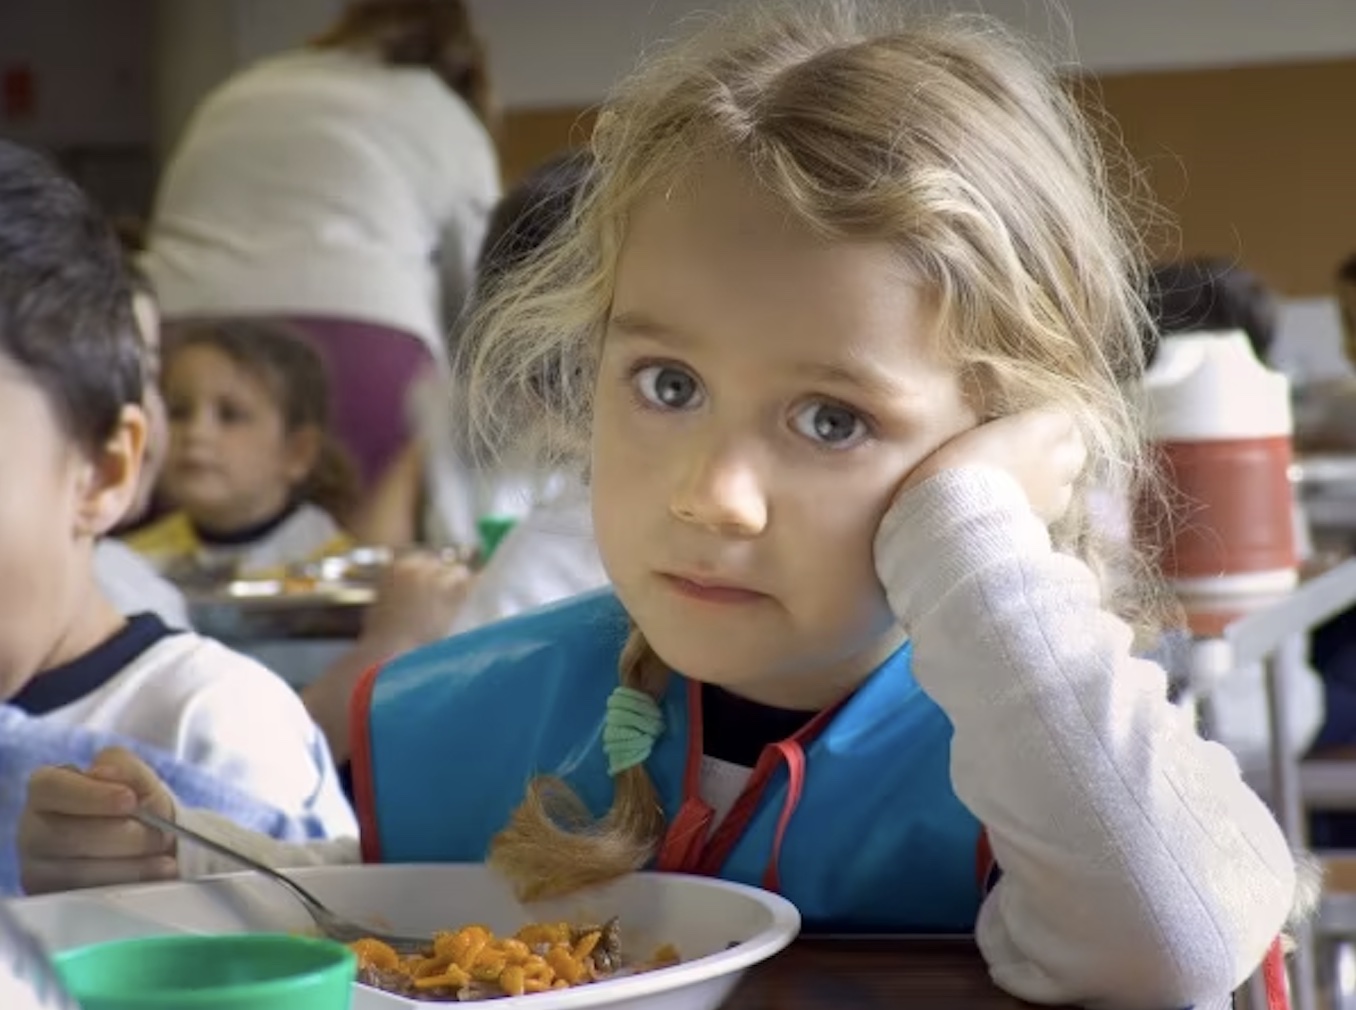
[282,424,323,485]
[75,404,148,538]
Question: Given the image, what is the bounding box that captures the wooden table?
[722,938,1047,1009]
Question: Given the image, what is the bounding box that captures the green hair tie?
[603,686,665,776]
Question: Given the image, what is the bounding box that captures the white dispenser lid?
[1142,330,1292,441]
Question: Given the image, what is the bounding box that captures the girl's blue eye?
[635,364,704,410]
[791,401,868,448]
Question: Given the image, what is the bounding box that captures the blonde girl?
[22,5,1304,1008]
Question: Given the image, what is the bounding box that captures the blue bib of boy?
[353,591,984,933]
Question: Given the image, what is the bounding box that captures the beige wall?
[1093,56,1356,297]
[498,52,1356,300]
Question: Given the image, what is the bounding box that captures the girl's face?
[162,343,316,533]
[591,162,979,708]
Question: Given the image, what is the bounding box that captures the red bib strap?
[761,740,807,892]
[1262,937,1289,1010]
[659,680,845,885]
[656,797,714,872]
[975,829,998,893]
[349,662,385,864]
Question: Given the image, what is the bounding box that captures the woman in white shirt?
[305,152,611,765]
[141,0,501,490]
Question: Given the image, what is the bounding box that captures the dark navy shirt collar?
[9,613,178,716]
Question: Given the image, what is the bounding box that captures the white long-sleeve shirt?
[176,466,1294,1009]
[142,47,500,359]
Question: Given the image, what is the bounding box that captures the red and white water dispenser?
[1140,331,1298,637]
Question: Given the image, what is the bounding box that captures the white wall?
[234,0,345,64]
[145,1,1356,116]
[7,1,1356,153]
[467,0,1356,108]
[139,1,1356,152]
[1273,300,1350,384]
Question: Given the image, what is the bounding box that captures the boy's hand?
[19,747,178,894]
[899,409,1087,524]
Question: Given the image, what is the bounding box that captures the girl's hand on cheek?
[897,409,1087,524]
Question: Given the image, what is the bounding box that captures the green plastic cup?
[53,933,355,1010]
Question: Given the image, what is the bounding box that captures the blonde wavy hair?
[461,1,1170,901]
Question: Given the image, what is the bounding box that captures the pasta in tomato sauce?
[351,918,680,1001]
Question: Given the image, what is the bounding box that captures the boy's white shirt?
[176,466,1294,1009]
[40,633,355,840]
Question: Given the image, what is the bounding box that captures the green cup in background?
[54,933,355,1010]
[476,515,518,563]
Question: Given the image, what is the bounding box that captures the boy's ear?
[76,404,148,538]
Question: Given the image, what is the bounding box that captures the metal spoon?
[132,808,432,955]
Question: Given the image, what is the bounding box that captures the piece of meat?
[356,966,417,996]
[356,965,463,1002]
[572,916,624,975]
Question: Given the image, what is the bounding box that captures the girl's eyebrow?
[792,359,922,407]
[607,310,697,348]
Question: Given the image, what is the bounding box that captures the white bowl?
[10,864,801,1010]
